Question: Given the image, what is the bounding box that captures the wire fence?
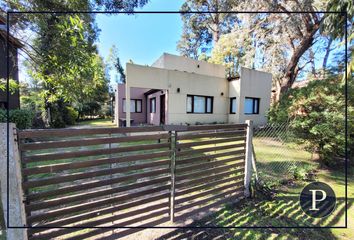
[253,121,317,186]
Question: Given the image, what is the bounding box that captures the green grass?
[76,118,115,127]
[253,137,316,184]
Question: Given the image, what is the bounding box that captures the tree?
[1,0,149,127]
[107,45,126,83]
[179,0,352,101]
[177,0,239,59]
[208,14,257,77]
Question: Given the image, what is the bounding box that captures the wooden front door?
[160,94,165,125]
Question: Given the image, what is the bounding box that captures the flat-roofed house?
[115,53,272,127]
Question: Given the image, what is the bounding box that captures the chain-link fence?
[253,121,318,185]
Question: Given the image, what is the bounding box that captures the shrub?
[0,109,34,129]
[289,164,317,181]
[269,73,353,166]
[63,106,79,125]
[31,112,46,129]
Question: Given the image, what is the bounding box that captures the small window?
[230,97,236,114]
[123,99,142,113]
[186,95,213,114]
[244,97,260,114]
[150,97,156,113]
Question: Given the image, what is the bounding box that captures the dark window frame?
[150,97,156,113]
[186,94,214,114]
[122,98,143,113]
[244,97,260,115]
[230,97,236,114]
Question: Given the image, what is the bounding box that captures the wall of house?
[117,84,147,125]
[151,53,225,78]
[146,90,167,125]
[237,67,272,126]
[125,63,272,126]
[126,63,229,125]
[167,70,228,125]
[228,79,241,123]
[0,37,20,109]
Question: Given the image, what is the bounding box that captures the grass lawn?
[76,118,115,127]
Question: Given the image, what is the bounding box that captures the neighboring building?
[0,15,23,109]
[115,53,272,127]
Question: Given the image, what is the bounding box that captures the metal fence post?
[244,120,253,198]
[169,131,176,223]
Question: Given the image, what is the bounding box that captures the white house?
[115,53,272,127]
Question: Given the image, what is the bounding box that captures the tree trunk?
[279,23,321,98]
[322,37,333,71]
[310,48,316,76]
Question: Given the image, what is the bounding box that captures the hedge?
[0,109,34,129]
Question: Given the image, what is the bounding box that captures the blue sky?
[96,0,184,83]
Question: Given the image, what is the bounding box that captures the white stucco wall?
[167,70,228,125]
[237,67,272,126]
[126,63,228,125]
[151,53,225,78]
[228,79,241,123]
[125,61,272,126]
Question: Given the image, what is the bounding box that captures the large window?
[123,99,142,113]
[187,95,213,114]
[150,97,156,113]
[230,97,237,114]
[244,97,260,114]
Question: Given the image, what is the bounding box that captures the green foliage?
[107,45,126,83]
[63,106,79,125]
[1,0,147,128]
[0,78,19,94]
[322,0,354,39]
[269,73,354,164]
[177,0,239,59]
[289,164,316,181]
[26,14,110,127]
[0,109,34,129]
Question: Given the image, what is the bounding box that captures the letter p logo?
[300,182,336,218]
[309,190,327,211]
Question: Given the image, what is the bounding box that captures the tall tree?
[1,0,149,126]
[107,45,126,83]
[177,0,239,59]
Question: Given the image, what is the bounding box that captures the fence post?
[0,123,28,240]
[169,131,176,223]
[244,120,253,198]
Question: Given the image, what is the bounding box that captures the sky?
[17,1,343,85]
[95,0,184,83]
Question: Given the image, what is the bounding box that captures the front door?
[160,94,165,125]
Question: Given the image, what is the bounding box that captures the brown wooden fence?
[17,123,249,239]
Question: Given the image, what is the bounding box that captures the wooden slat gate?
[17,124,248,239]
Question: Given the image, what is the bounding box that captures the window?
[244,97,260,114]
[150,97,156,113]
[186,95,213,114]
[123,99,142,113]
[230,97,237,114]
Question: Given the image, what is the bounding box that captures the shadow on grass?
[156,196,353,240]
